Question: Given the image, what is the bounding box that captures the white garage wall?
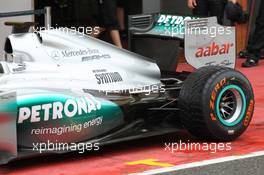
[0,0,33,57]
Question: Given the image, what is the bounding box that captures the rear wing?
[129,14,197,40]
[129,14,236,70]
[184,17,236,69]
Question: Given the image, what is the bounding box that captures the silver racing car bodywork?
[0,29,167,164]
[3,29,161,91]
[0,14,254,165]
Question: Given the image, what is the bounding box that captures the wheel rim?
[216,85,247,127]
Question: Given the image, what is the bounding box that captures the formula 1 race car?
[0,12,254,165]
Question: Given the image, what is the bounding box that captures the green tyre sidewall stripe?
[216,85,247,127]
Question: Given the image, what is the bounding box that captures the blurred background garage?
[0,0,261,56]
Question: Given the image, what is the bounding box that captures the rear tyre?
[179,66,254,141]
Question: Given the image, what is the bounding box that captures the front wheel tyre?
[179,66,254,141]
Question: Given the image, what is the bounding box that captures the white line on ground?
[130,151,264,175]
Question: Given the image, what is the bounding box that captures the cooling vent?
[186,18,209,29]
[129,15,153,29]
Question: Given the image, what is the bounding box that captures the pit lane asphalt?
[145,155,264,175]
